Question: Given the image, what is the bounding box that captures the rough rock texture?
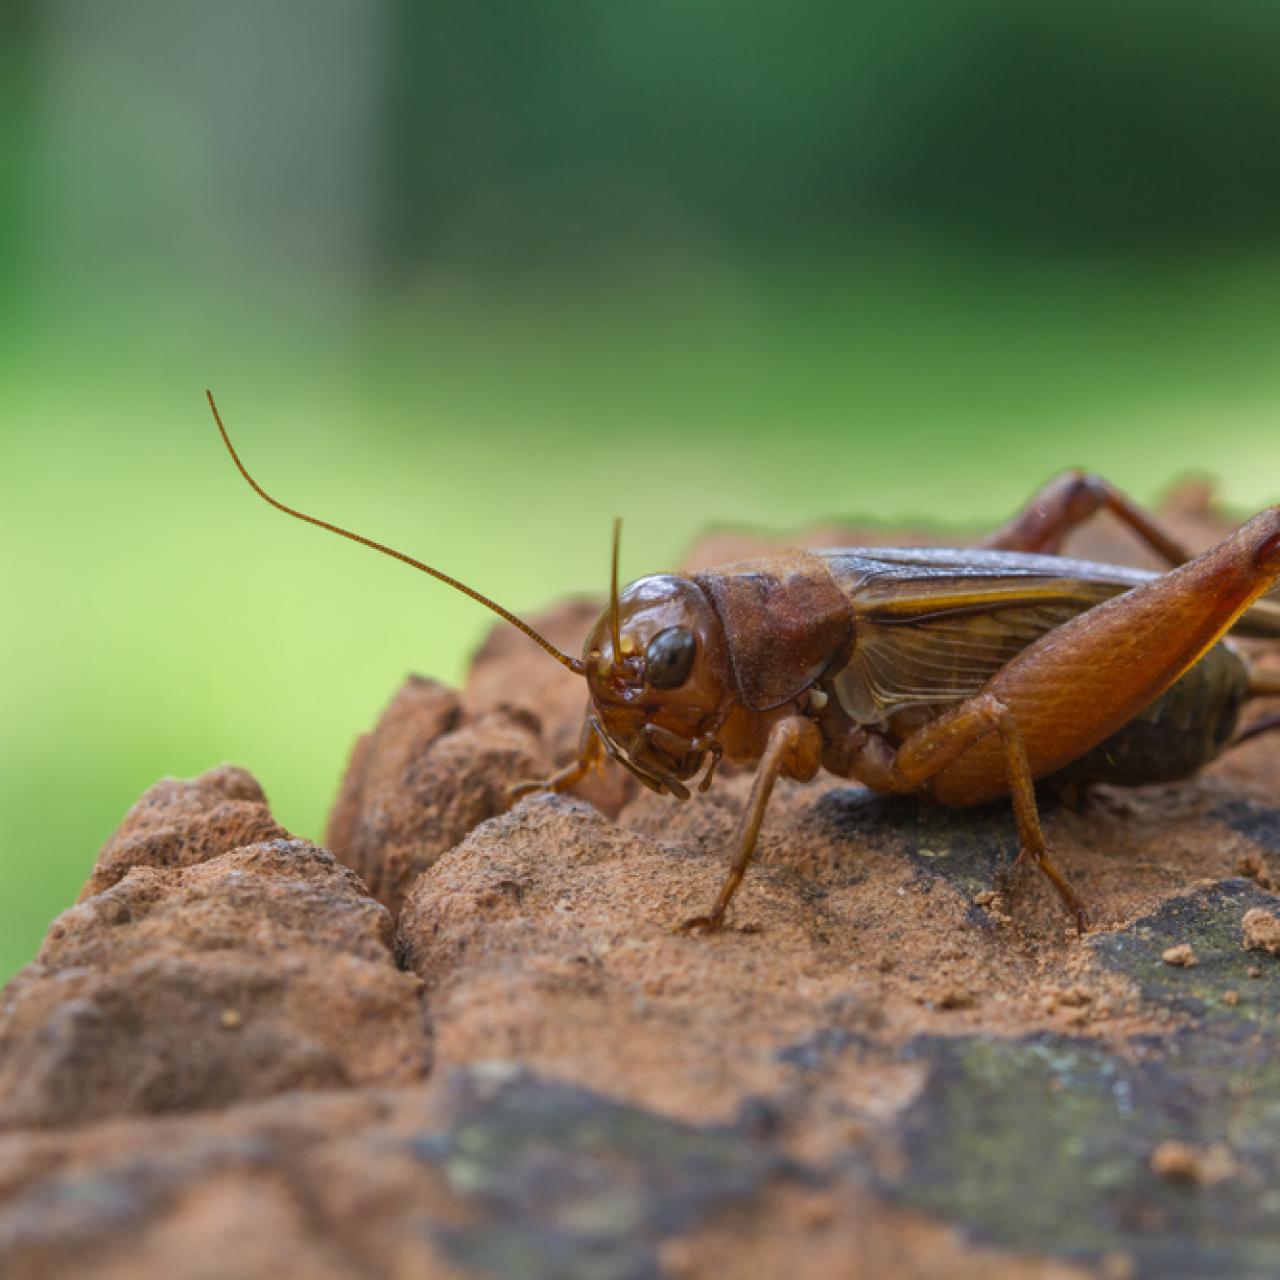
[327,676,550,916]
[2,486,1279,1278]
[0,769,429,1129]
[84,765,289,898]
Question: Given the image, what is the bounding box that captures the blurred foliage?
[2,1,1280,981]
[384,0,1280,259]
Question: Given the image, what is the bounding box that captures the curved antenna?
[207,391,586,676]
[609,517,623,664]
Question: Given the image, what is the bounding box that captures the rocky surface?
[1,488,1279,1278]
[0,768,429,1131]
[327,677,550,918]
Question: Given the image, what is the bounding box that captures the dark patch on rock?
[809,787,1020,904]
[412,1069,798,1280]
[887,880,1280,1278]
[892,1032,1280,1278]
[1212,796,1280,857]
[775,1026,871,1077]
[1093,878,1280,1024]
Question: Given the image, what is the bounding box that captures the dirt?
[1148,1140,1236,1185]
[1242,905,1280,954]
[1,486,1279,1278]
[1160,943,1198,967]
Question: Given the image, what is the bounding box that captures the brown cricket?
[209,391,1280,933]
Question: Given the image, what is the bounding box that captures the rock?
[1242,906,1280,955]
[3,489,1280,1277]
[0,1067,1094,1280]
[327,675,551,916]
[85,766,288,899]
[0,775,429,1129]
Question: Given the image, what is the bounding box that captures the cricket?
[208,392,1280,934]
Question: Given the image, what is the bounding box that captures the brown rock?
[85,765,289,898]
[326,675,552,916]
[1242,906,1280,955]
[1161,943,1198,968]
[398,784,1085,1127]
[2,487,1279,1278]
[0,778,429,1129]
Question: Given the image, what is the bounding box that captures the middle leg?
[852,693,1089,929]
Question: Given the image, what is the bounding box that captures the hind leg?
[980,470,1194,565]
[1235,664,1280,746]
[850,509,1280,929]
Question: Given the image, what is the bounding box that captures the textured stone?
[0,779,429,1129]
[327,675,550,916]
[85,765,288,898]
[1,485,1278,1277]
[888,880,1280,1278]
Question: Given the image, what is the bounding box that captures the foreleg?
[508,712,607,802]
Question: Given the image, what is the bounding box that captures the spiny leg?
[991,703,1089,930]
[877,510,1280,928]
[679,716,822,934]
[980,469,1194,566]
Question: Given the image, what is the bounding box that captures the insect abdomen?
[1048,642,1249,788]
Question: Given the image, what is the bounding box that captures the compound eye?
[645,626,696,689]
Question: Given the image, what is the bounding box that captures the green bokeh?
[3,3,1280,982]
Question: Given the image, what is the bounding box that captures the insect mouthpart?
[587,716,693,800]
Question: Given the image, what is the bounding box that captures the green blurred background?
[3,1,1280,981]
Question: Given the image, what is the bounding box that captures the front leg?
[508,712,607,802]
[680,716,822,934]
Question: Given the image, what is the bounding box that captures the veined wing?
[818,546,1279,725]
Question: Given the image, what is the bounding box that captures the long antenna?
[609,517,623,664]
[207,391,586,675]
